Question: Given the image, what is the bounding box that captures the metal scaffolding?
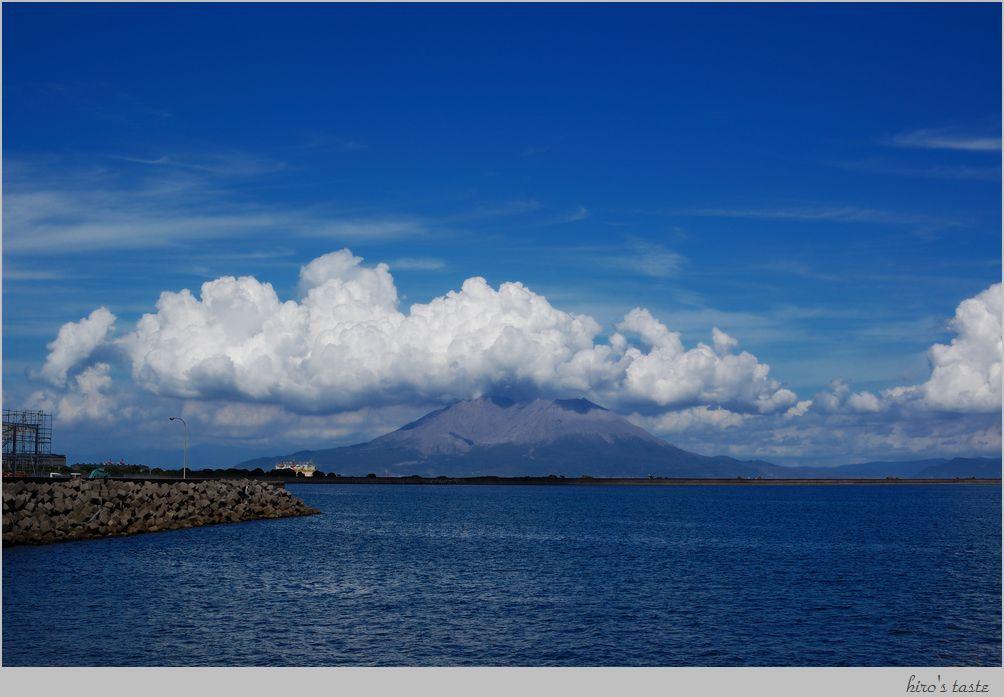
[2,409,55,474]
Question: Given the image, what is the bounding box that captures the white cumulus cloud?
[900,282,1002,412]
[804,283,1002,417]
[639,406,749,434]
[38,307,116,386]
[30,363,118,424]
[41,249,795,418]
[615,309,796,413]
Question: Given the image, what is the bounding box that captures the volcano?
[237,396,778,477]
[237,396,1000,478]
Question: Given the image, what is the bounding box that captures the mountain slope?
[236,397,1000,478]
[914,458,1002,479]
[238,396,773,477]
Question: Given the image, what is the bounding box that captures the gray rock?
[3,478,319,547]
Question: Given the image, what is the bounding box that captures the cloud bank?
[68,249,790,415]
[30,250,1001,464]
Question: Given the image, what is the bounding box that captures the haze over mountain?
[237,397,1000,478]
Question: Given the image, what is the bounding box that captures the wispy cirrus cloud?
[835,158,1001,182]
[388,257,446,271]
[611,240,685,278]
[2,265,70,282]
[2,157,431,254]
[110,151,287,176]
[3,183,296,253]
[307,218,428,241]
[562,206,590,223]
[886,126,1001,153]
[295,132,367,152]
[442,199,542,223]
[547,239,685,279]
[11,80,175,124]
[683,205,965,231]
[3,155,564,255]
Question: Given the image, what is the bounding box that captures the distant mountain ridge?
[237,396,1000,479]
[786,457,1001,480]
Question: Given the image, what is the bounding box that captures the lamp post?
[169,417,188,480]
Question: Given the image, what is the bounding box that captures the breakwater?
[2,478,320,546]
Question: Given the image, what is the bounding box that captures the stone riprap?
[2,479,319,546]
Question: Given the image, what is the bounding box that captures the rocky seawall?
[2,478,320,546]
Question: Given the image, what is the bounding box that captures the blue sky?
[3,4,1001,467]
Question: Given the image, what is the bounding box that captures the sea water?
[3,484,1000,666]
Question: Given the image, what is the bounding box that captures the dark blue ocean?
[3,484,1001,666]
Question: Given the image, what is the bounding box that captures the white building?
[273,460,317,477]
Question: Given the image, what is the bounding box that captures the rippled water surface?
[3,484,1001,666]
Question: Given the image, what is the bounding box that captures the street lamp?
[169,417,188,480]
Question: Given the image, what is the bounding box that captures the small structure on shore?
[274,460,317,477]
[2,409,67,476]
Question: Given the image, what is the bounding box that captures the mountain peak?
[469,395,608,413]
[237,394,764,477]
[554,398,607,414]
[378,395,657,456]
[479,395,516,408]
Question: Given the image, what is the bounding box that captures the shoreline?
[286,476,1003,486]
[11,475,1000,487]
